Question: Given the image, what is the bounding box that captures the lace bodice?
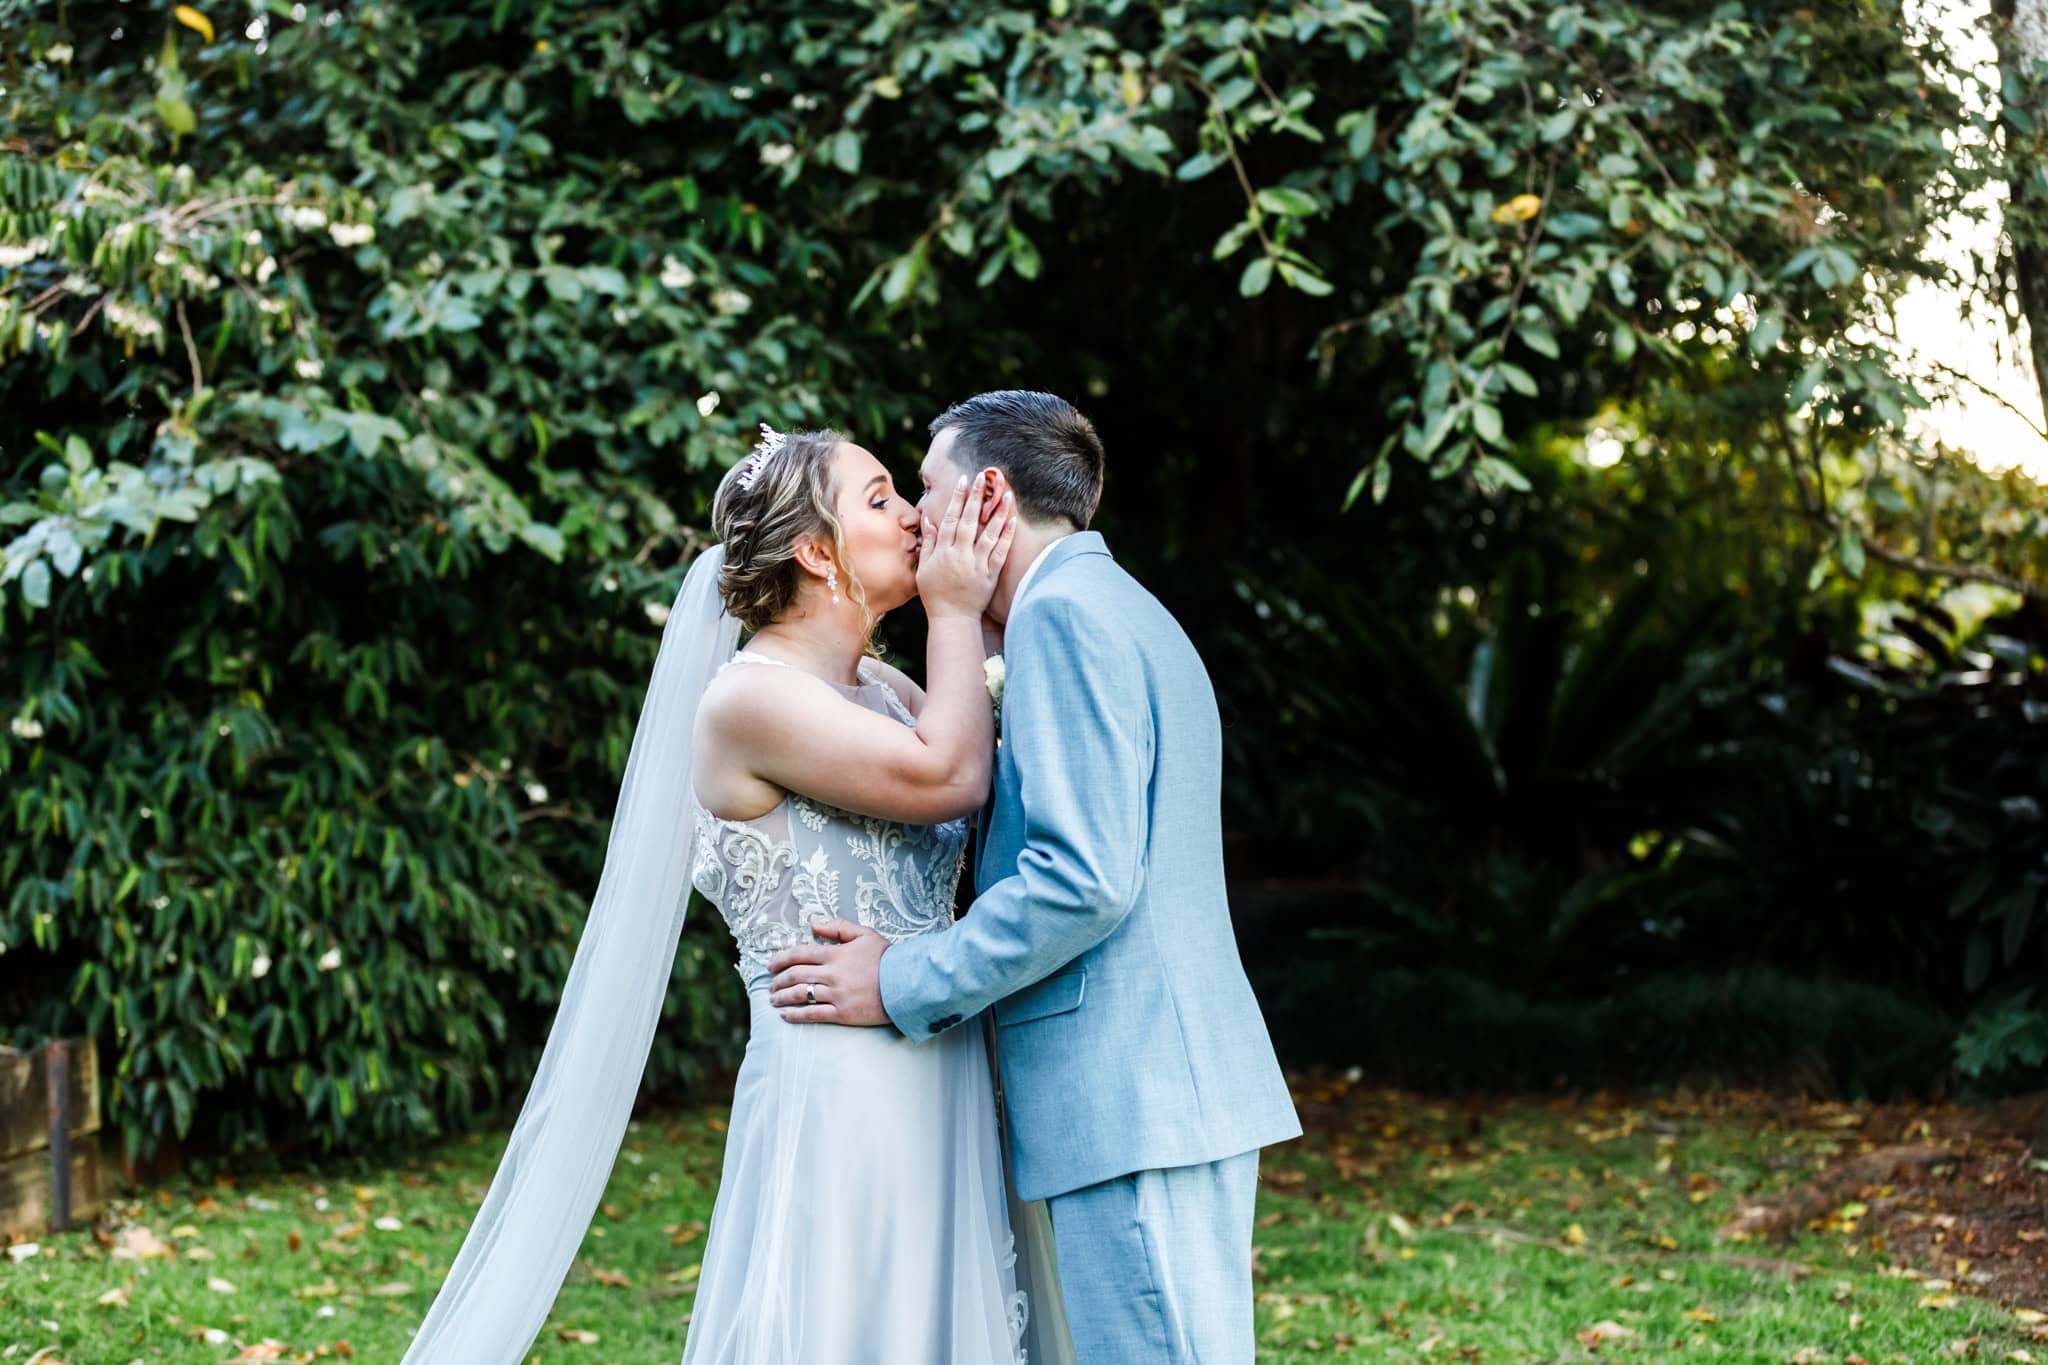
[691,653,970,988]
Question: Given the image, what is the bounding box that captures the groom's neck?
[991,519,1074,624]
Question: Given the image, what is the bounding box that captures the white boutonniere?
[983,654,1006,713]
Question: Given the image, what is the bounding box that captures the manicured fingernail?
[957,475,969,489]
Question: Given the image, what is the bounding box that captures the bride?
[399,424,1072,1364]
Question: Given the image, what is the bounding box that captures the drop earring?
[827,567,840,605]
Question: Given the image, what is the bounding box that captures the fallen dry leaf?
[1577,1320,1634,1349]
[230,1342,290,1362]
[95,1286,130,1308]
[592,1268,630,1288]
[1683,1306,1718,1323]
[367,1281,414,1297]
[557,1328,600,1344]
[111,1226,170,1260]
[206,1276,238,1294]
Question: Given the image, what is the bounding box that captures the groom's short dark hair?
[929,391,1105,530]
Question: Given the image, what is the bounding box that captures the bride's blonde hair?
[709,427,873,634]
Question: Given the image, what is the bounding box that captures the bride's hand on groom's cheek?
[767,920,892,1027]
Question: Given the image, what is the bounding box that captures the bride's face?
[827,443,922,612]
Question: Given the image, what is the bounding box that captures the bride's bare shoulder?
[697,660,829,736]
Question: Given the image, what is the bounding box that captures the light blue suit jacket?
[878,533,1301,1202]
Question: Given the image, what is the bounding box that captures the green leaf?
[1286,267,1335,297]
[1239,256,1274,297]
[1749,313,1785,355]
[831,129,863,174]
[1472,403,1505,447]
[1476,456,1533,493]
[1256,187,1319,218]
[1006,228,1042,281]
[1176,152,1223,181]
[1540,109,1577,143]
[519,522,565,562]
[1837,526,1865,579]
[1214,77,1257,112]
[987,146,1030,180]
[881,248,925,305]
[155,95,198,135]
[1517,323,1561,360]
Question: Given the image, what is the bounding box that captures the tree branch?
[1770,411,2045,600]
[175,300,204,399]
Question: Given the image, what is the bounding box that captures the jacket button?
[930,1015,960,1034]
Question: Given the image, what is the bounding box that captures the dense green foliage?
[2,0,2045,1160]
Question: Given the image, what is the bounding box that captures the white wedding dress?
[681,652,1073,1365]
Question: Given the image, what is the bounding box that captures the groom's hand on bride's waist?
[767,920,893,1028]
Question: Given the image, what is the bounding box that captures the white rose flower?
[983,654,1006,707]
[316,946,342,971]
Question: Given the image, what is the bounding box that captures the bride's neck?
[746,605,873,687]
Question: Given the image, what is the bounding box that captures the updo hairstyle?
[709,428,873,634]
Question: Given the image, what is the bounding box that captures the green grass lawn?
[4,1082,2042,1363]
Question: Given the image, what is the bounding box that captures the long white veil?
[401,544,738,1363]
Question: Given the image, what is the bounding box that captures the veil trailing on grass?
[401,545,738,1364]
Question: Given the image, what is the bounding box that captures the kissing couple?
[400,391,1301,1363]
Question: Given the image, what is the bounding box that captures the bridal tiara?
[736,423,788,491]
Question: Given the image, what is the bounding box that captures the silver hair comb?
[736,422,788,491]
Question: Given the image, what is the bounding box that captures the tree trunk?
[1994,0,2048,423]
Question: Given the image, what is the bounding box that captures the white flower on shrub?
[695,390,719,417]
[9,715,44,740]
[284,205,328,230]
[295,356,323,380]
[0,240,47,268]
[791,93,820,112]
[660,255,695,289]
[242,229,263,246]
[711,288,752,315]
[250,952,272,980]
[644,600,670,627]
[102,297,164,340]
[501,946,516,961]
[759,142,795,167]
[329,222,375,247]
[44,42,73,64]
[316,946,342,971]
[523,782,548,805]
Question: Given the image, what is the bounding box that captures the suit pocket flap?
[996,968,1086,1027]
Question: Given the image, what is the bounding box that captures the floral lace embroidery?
[690,659,968,986]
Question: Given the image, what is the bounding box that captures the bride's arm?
[704,479,1014,826]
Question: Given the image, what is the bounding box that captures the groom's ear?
[977,467,1009,527]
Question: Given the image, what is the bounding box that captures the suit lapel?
[974,532,1112,892]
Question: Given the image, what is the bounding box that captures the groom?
[767,390,1300,1363]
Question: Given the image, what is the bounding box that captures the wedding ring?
[805,985,817,1005]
